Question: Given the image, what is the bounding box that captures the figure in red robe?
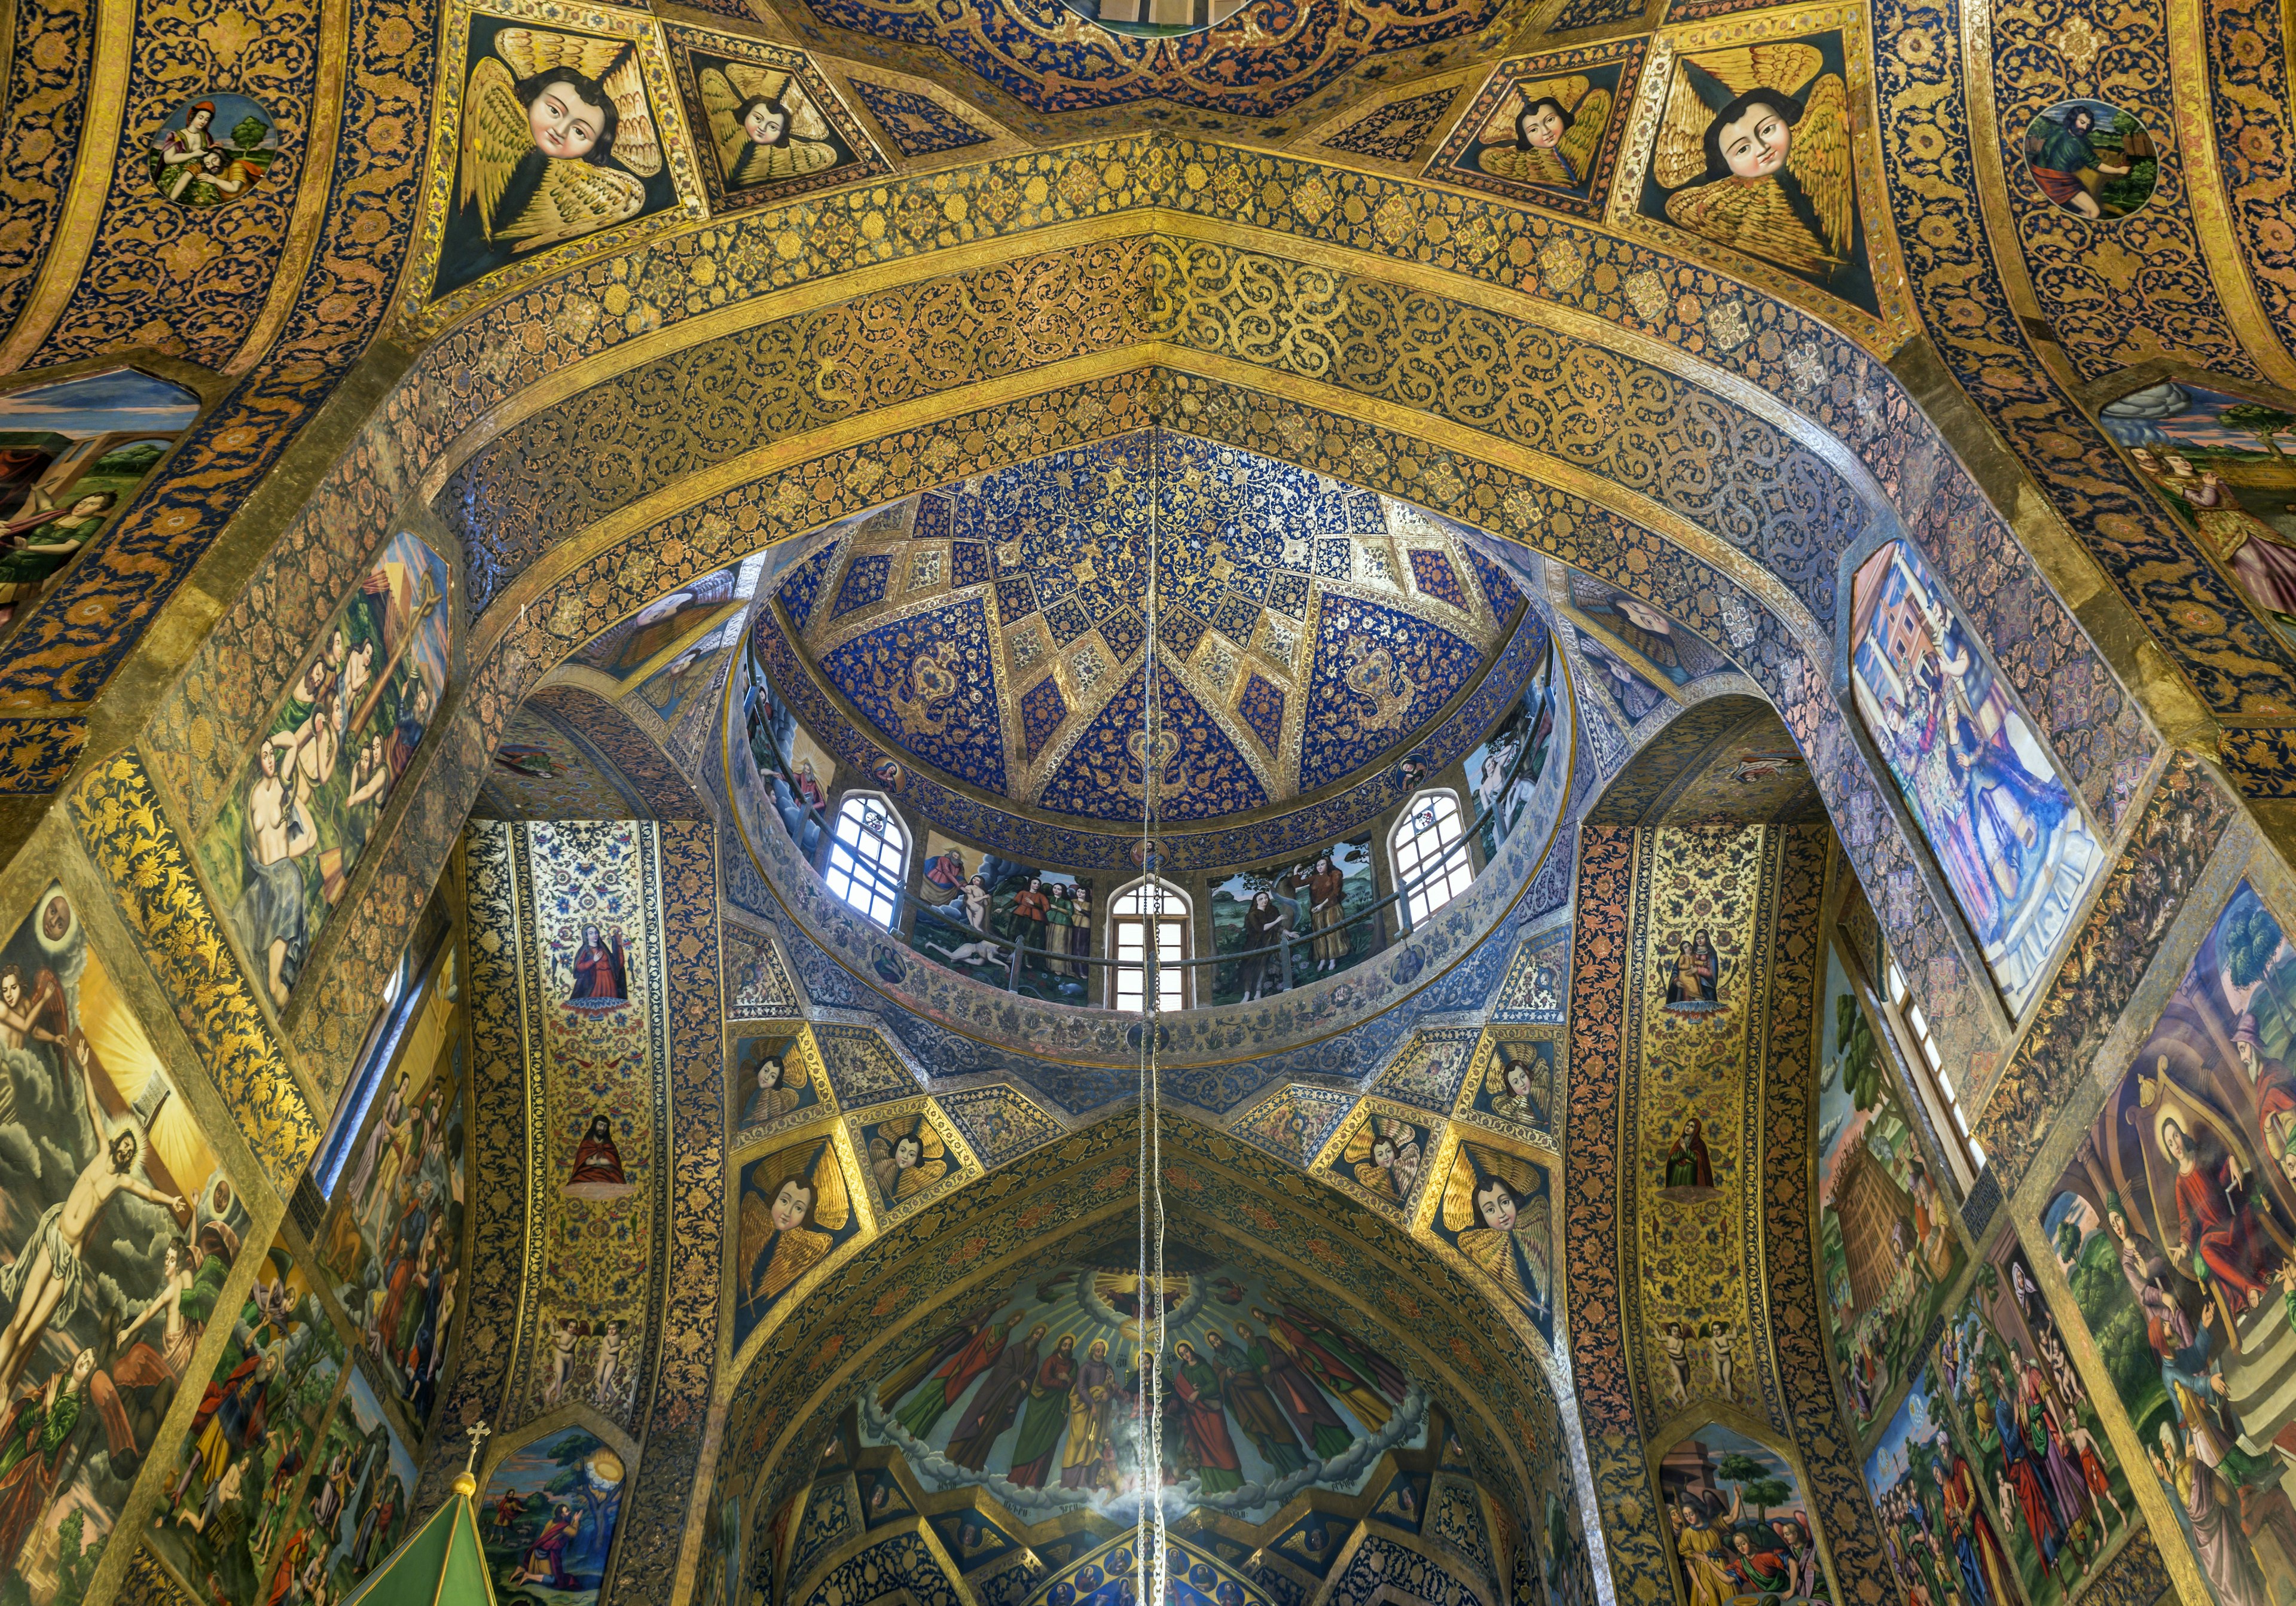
[888,1308,1015,1440]
[567,1116,627,1187]
[1167,1341,1244,1494]
[568,926,627,1005]
[2161,1115,2279,1307]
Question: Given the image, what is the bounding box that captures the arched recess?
[1559,694,1894,1605]
[704,1110,1592,1606]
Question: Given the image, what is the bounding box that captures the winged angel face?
[1653,42,1853,284]
[1475,75,1612,191]
[701,63,840,191]
[460,27,665,254]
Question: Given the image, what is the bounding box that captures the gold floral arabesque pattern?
[25,0,316,372]
[0,0,96,340]
[2202,0,2296,369]
[65,750,322,1187]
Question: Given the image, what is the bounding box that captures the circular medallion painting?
[146,93,282,209]
[1054,0,1255,38]
[2022,99,2159,219]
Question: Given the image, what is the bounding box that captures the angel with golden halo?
[457,27,665,253]
[1651,42,1853,282]
[869,1115,949,1207]
[1443,1143,1553,1327]
[699,62,841,190]
[1345,1115,1422,1202]
[736,1140,849,1324]
[1474,75,1613,191]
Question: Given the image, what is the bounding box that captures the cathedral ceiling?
[758,433,1532,831]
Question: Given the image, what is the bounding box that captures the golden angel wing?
[778,80,832,143]
[1477,90,1525,146]
[1477,144,1573,186]
[1665,175,1835,276]
[738,1186,778,1289]
[1686,43,1822,99]
[1557,87,1610,183]
[1440,1144,1480,1233]
[1520,1192,1554,1264]
[699,66,755,176]
[1651,60,1714,190]
[734,139,839,188]
[1341,1121,1377,1167]
[459,57,534,239]
[494,27,629,83]
[496,158,645,252]
[811,1143,850,1230]
[918,1120,946,1162]
[600,53,662,177]
[1473,1143,1544,1199]
[1786,73,1852,259]
[725,63,791,104]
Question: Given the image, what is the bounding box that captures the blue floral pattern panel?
[850,81,993,157]
[1300,596,1483,790]
[819,596,1011,794]
[1036,662,1269,822]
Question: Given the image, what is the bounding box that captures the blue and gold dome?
[752,433,1537,853]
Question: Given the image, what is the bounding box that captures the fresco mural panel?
[1464,638,1565,865]
[731,1129,862,1356]
[479,1427,630,1606]
[1656,1424,1831,1606]
[1849,540,2103,1018]
[291,1364,417,1599]
[906,839,1096,1006]
[1205,836,1377,1006]
[1819,943,1966,1441]
[147,1233,346,1606]
[0,881,242,1604]
[194,530,451,1011]
[1423,42,1647,218]
[2040,878,2296,1603]
[1427,1132,1557,1343]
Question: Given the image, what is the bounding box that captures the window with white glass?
[825,792,907,927]
[1885,952,1987,1183]
[1111,878,1189,1013]
[1392,790,1472,927]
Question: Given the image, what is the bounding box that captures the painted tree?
[231,115,270,151]
[2220,898,2294,1023]
[1837,993,1885,1112]
[2223,404,2296,461]
[1715,1452,1793,1522]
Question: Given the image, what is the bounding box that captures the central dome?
[754,432,1531,844]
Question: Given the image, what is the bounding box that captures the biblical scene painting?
[1849,540,2102,1018]
[731,1132,859,1355]
[906,837,1095,1005]
[2020,100,2158,219]
[2099,381,2296,652]
[1464,637,1566,865]
[478,1427,629,1606]
[146,1234,346,1606]
[1913,1236,2142,1606]
[1865,1373,2017,1606]
[2039,879,2296,1604]
[1659,1425,1830,1606]
[575,567,744,682]
[633,614,738,728]
[1568,578,1735,691]
[732,643,831,863]
[1818,945,1966,1440]
[1632,27,1881,318]
[732,1032,821,1141]
[1430,1138,1556,1341]
[146,93,282,209]
[667,30,886,212]
[0,883,240,1604]
[0,367,200,628]
[433,10,686,300]
[859,1248,1427,1521]
[1424,48,1641,215]
[1205,836,1378,1006]
[317,1018,468,1437]
[196,529,451,1010]
[282,1364,416,1606]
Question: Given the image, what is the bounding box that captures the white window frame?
[1109,876,1190,1013]
[823,790,908,929]
[1883,950,1987,1187]
[1391,789,1473,928]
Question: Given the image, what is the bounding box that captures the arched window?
[1392,790,1472,927]
[1110,877,1190,1013]
[824,792,907,928]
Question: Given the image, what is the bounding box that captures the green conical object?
[339,1467,499,1606]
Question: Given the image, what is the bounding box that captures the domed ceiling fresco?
[753,432,1543,854]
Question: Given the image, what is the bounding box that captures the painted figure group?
[882,1297,1407,1498]
[1670,1486,1826,1606]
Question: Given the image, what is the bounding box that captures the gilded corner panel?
[731,1020,838,1146]
[664,26,892,215]
[844,1094,981,1231]
[401,0,708,338]
[1606,2,1919,355]
[1310,1094,1445,1223]
[1415,1120,1562,1351]
[1421,37,1650,222]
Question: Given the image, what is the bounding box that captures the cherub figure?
[1476,75,1613,191]
[1651,42,1852,282]
[698,63,840,190]
[458,28,664,253]
[868,1116,948,1207]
